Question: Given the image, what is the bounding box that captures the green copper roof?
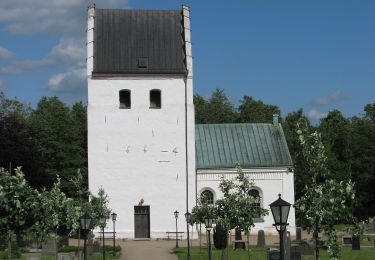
[195,123,293,169]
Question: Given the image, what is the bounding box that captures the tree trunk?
[199,223,202,253]
[221,247,228,260]
[7,231,12,260]
[247,231,250,260]
[78,231,81,260]
[314,230,319,260]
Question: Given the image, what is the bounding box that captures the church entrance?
[134,205,150,238]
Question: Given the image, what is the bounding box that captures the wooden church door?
[134,206,150,238]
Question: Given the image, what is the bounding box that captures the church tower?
[87,5,195,238]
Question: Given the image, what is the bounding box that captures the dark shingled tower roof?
[93,9,187,75]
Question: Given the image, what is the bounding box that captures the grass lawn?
[175,246,375,260]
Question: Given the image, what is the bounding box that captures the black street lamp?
[99,215,107,260]
[185,212,191,260]
[80,213,92,260]
[204,218,213,260]
[111,212,117,257]
[270,194,291,260]
[174,210,179,248]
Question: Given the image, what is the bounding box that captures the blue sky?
[0,0,374,121]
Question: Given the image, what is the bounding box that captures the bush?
[213,224,227,250]
[0,249,21,259]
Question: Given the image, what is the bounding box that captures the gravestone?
[296,227,302,241]
[93,241,101,253]
[290,245,302,260]
[283,231,291,260]
[342,236,352,245]
[257,229,266,247]
[267,248,280,260]
[235,228,242,240]
[42,239,56,256]
[352,235,360,250]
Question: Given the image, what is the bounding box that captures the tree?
[294,121,357,260]
[238,96,280,123]
[282,109,311,204]
[0,93,45,188]
[194,89,237,124]
[349,103,375,219]
[30,97,87,197]
[318,110,351,182]
[0,167,37,260]
[191,165,268,260]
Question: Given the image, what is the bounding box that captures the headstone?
[57,253,73,260]
[290,245,302,260]
[41,239,56,256]
[24,253,42,260]
[235,228,242,240]
[257,229,266,247]
[296,227,302,241]
[352,235,360,250]
[283,231,291,260]
[267,248,280,260]
[93,241,101,253]
[342,236,352,245]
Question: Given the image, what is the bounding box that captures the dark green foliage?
[0,93,46,188]
[238,96,280,123]
[213,224,228,250]
[29,97,87,197]
[194,89,236,124]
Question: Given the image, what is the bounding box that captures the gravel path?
[117,240,179,260]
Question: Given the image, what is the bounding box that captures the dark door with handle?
[134,205,150,238]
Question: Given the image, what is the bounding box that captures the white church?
[87,5,296,239]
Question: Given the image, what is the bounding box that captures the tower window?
[150,89,161,109]
[119,89,131,109]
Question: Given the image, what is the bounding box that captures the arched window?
[201,190,214,205]
[249,189,261,218]
[119,89,131,109]
[150,89,161,108]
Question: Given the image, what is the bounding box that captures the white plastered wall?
[197,168,296,235]
[88,76,196,238]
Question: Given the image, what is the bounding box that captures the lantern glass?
[185,212,191,222]
[204,218,212,229]
[111,212,117,222]
[80,213,92,230]
[269,194,291,230]
[174,210,179,219]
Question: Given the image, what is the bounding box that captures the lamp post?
[111,212,117,257]
[204,218,213,260]
[80,213,92,260]
[174,210,179,248]
[99,215,107,260]
[270,194,291,260]
[185,212,191,260]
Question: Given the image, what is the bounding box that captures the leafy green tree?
[294,121,357,260]
[194,89,237,124]
[30,97,87,197]
[349,103,375,219]
[282,109,311,205]
[238,96,280,123]
[191,165,268,260]
[0,93,45,188]
[318,110,351,182]
[0,167,37,260]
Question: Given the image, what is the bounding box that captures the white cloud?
[47,67,86,94]
[307,109,327,120]
[0,0,128,35]
[0,37,85,75]
[312,91,347,106]
[0,46,15,58]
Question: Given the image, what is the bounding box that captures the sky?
[0,0,374,121]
